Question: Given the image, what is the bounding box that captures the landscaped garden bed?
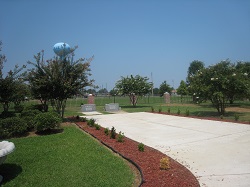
[73,118,200,187]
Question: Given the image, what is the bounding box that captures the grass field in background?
[0,125,134,187]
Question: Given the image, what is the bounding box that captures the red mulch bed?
[72,118,200,187]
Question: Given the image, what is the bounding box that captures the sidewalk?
[88,112,250,187]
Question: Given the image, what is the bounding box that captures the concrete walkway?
[88,112,250,187]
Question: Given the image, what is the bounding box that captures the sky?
[1,0,250,90]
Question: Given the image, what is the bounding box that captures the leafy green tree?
[27,48,93,118]
[153,88,160,95]
[187,60,205,83]
[188,60,249,115]
[0,41,26,112]
[159,81,172,96]
[115,75,152,107]
[177,80,188,102]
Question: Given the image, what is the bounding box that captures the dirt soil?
[73,119,200,187]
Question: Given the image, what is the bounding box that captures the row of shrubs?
[77,116,146,151]
[78,116,170,169]
[0,106,62,139]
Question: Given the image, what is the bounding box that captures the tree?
[187,60,205,83]
[159,81,172,96]
[177,80,188,102]
[153,88,160,95]
[188,60,249,115]
[0,41,26,112]
[27,48,93,118]
[115,75,152,107]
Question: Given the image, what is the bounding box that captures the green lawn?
[0,125,134,187]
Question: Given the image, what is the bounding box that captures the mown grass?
[0,125,134,187]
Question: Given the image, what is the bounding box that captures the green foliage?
[167,108,171,114]
[234,114,240,121]
[187,60,205,83]
[14,104,24,113]
[110,126,116,139]
[87,118,96,127]
[188,60,250,115]
[0,117,28,139]
[94,123,101,130]
[115,75,152,107]
[177,108,181,115]
[80,116,87,122]
[20,109,41,129]
[104,127,109,136]
[177,80,188,99]
[159,81,172,96]
[151,106,154,112]
[0,111,16,119]
[34,112,62,132]
[27,49,94,118]
[158,106,162,113]
[117,131,125,142]
[138,142,144,152]
[185,109,190,116]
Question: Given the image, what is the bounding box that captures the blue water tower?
[53,42,71,59]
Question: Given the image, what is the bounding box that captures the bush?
[87,118,96,127]
[234,114,240,121]
[14,104,24,113]
[158,106,162,113]
[167,108,170,114]
[34,112,62,132]
[104,127,109,136]
[0,117,28,139]
[81,117,87,122]
[138,143,144,152]
[160,157,170,170]
[95,123,101,130]
[177,108,181,115]
[185,109,190,116]
[151,106,154,112]
[20,109,41,130]
[0,111,16,119]
[110,126,116,139]
[26,104,48,112]
[117,131,125,142]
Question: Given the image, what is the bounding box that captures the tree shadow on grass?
[120,105,150,109]
[192,111,242,118]
[0,163,22,185]
[35,128,64,136]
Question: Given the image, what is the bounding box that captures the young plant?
[110,126,116,139]
[81,117,87,122]
[87,118,96,127]
[177,108,181,115]
[151,106,154,112]
[158,106,162,113]
[160,157,170,170]
[95,123,101,130]
[104,127,109,136]
[138,143,144,152]
[167,108,170,114]
[185,109,190,116]
[234,114,239,121]
[117,131,125,142]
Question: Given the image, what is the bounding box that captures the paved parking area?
[88,112,250,187]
